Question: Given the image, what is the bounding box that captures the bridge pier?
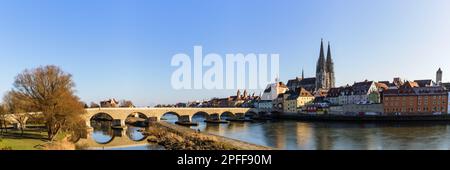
[121,119,126,127]
[85,129,92,139]
[112,119,123,127]
[208,113,220,121]
[235,113,245,119]
[112,119,127,129]
[85,120,91,128]
[147,116,158,122]
[179,115,191,122]
[121,128,127,137]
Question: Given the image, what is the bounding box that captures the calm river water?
[88,115,450,150]
[89,121,164,150]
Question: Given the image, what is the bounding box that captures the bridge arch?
[90,112,114,121]
[220,111,235,120]
[90,112,114,127]
[192,111,210,120]
[90,116,116,145]
[126,112,148,119]
[161,111,180,122]
[125,112,149,126]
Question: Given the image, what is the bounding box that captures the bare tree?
[119,100,135,108]
[90,102,100,108]
[82,102,89,109]
[7,65,86,140]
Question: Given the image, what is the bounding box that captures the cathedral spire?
[316,38,326,73]
[316,38,327,91]
[326,41,335,88]
[326,41,334,73]
[327,42,331,58]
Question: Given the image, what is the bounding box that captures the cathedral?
[315,39,335,90]
[286,39,336,93]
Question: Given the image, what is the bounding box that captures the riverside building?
[383,81,448,115]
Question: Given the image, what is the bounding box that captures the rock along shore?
[144,121,272,150]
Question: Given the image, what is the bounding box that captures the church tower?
[326,42,335,89]
[302,68,305,80]
[316,39,327,90]
[437,68,443,85]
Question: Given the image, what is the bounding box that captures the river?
[87,116,450,150]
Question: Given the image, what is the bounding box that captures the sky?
[0,0,449,106]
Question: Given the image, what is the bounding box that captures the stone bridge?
[84,107,262,128]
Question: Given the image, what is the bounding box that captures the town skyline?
[0,0,449,106]
[1,39,447,107]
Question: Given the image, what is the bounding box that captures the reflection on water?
[89,120,164,150]
[91,121,115,144]
[126,126,147,141]
[161,114,178,123]
[184,120,450,150]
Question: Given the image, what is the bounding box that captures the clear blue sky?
[0,0,449,106]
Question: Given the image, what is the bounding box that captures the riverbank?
[145,121,272,150]
[0,128,79,150]
[0,129,48,150]
[276,113,450,122]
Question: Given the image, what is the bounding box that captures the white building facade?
[258,82,288,111]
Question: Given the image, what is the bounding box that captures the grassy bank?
[145,122,271,150]
[0,128,76,150]
[0,129,48,150]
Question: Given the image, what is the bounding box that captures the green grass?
[0,129,49,150]
[0,138,47,150]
